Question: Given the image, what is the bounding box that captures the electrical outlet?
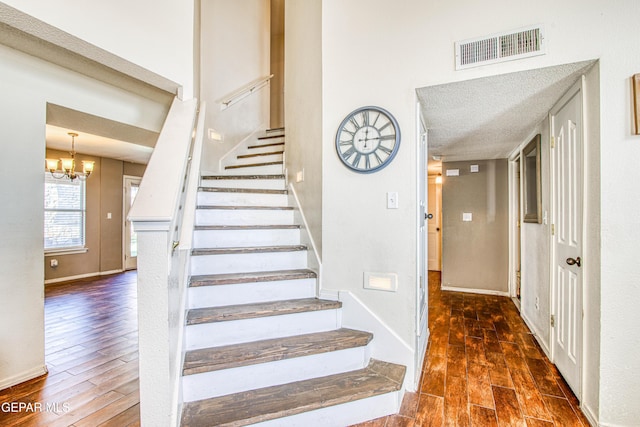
[50,259,58,268]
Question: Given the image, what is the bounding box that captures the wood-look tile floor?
[1,271,591,427]
[0,272,140,427]
[351,271,591,427]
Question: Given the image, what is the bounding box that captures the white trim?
[0,365,48,390]
[521,311,552,359]
[288,183,322,293]
[123,175,143,271]
[581,402,599,427]
[441,285,509,297]
[337,290,415,392]
[45,247,88,256]
[44,269,124,285]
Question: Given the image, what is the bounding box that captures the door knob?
[566,256,581,267]
[427,213,434,220]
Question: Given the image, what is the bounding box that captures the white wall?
[0,43,168,389]
[320,0,433,381]
[284,0,323,256]
[200,0,270,172]
[2,0,195,98]
[520,120,551,349]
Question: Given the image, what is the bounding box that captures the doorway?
[427,175,442,271]
[123,176,141,270]
[549,78,585,398]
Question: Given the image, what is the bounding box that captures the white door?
[427,176,442,271]
[124,176,141,270]
[418,132,428,329]
[550,79,584,397]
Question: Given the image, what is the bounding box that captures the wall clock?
[335,106,401,173]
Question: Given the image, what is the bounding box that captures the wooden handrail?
[220,74,274,110]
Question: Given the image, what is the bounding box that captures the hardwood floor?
[350,271,591,427]
[2,270,591,426]
[0,272,139,427]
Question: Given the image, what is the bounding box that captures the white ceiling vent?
[455,25,545,70]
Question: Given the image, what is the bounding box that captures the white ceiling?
[45,104,160,164]
[418,60,596,172]
[46,125,154,164]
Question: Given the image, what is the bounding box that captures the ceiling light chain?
[46,132,95,181]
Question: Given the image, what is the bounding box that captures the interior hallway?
[351,271,590,427]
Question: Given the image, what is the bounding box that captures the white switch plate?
[462,212,472,221]
[107,212,112,219]
[387,192,399,209]
[296,169,304,183]
[446,169,459,177]
[470,164,479,173]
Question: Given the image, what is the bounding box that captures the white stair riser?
[182,345,371,402]
[247,144,285,155]
[190,251,307,275]
[232,153,283,166]
[225,164,283,175]
[188,278,316,308]
[195,209,294,226]
[193,228,300,248]
[253,390,402,427]
[185,309,341,349]
[197,192,288,207]
[200,179,285,190]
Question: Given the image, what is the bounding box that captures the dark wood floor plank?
[415,394,444,427]
[509,369,552,421]
[467,362,494,409]
[444,374,470,427]
[470,405,498,427]
[493,386,526,427]
[542,395,584,427]
[421,355,446,396]
[74,390,139,427]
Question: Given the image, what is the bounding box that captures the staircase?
[180,129,406,426]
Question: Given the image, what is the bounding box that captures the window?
[44,174,86,251]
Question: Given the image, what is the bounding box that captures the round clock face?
[335,106,401,173]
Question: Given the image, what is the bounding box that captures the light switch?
[462,212,472,222]
[107,212,112,219]
[387,192,399,209]
[470,164,479,173]
[446,169,459,177]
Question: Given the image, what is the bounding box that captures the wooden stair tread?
[194,225,300,231]
[201,174,284,180]
[225,161,283,170]
[196,205,293,210]
[247,142,285,149]
[257,134,286,140]
[237,151,283,159]
[266,127,285,133]
[186,298,341,325]
[180,359,405,427]
[190,269,316,287]
[198,187,287,195]
[183,328,373,376]
[191,245,307,256]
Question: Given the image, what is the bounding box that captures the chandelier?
[46,132,94,181]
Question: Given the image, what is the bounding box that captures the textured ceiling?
[418,61,596,170]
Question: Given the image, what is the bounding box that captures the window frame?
[44,174,88,254]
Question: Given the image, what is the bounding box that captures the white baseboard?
[441,285,509,297]
[581,403,599,427]
[44,269,124,285]
[520,312,552,359]
[0,365,48,390]
[335,290,416,392]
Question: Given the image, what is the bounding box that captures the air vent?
[455,25,545,70]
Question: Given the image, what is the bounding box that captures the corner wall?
[441,159,509,293]
[200,0,271,173]
[284,0,323,257]
[0,43,167,389]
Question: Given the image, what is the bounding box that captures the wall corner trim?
[0,365,48,390]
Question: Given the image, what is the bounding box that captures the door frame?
[415,101,429,385]
[549,77,586,400]
[123,175,142,270]
[508,152,523,308]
